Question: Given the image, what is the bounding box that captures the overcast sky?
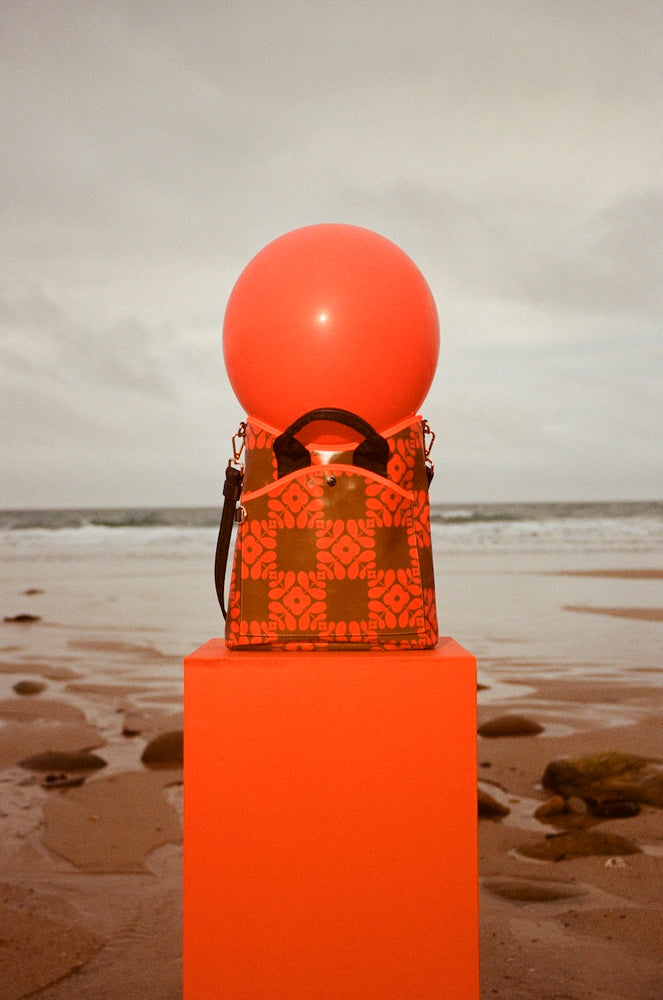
[2,1,662,507]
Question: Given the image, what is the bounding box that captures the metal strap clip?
[422,419,435,483]
[230,421,247,470]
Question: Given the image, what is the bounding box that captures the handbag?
[215,408,438,650]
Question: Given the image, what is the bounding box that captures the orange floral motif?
[268,479,324,529]
[365,482,409,527]
[240,520,277,580]
[320,620,377,643]
[412,489,432,549]
[386,450,408,485]
[226,603,276,646]
[382,635,429,650]
[245,424,273,452]
[422,586,438,635]
[316,518,376,579]
[269,571,326,633]
[387,433,417,489]
[237,620,277,644]
[368,568,424,631]
[281,640,325,651]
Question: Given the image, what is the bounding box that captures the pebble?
[141,730,183,768]
[13,680,47,696]
[484,877,584,903]
[42,773,86,789]
[605,856,628,868]
[478,715,544,738]
[533,795,566,819]
[518,829,641,862]
[590,799,641,819]
[19,750,107,772]
[565,796,588,815]
[478,788,510,819]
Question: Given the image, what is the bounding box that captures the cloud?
[508,191,663,317]
[1,1,661,504]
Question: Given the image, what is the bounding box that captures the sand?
[477,677,663,1000]
[1,560,662,998]
[0,651,183,1000]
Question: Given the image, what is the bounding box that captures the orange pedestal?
[184,639,479,1000]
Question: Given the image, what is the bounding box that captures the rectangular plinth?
[184,639,479,1000]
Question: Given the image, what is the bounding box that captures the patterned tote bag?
[216,408,438,650]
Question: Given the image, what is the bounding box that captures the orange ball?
[223,224,439,433]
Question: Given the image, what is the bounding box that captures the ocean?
[2,500,662,550]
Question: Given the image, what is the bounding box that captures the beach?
[1,504,662,998]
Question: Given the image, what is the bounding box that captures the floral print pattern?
[239,520,277,580]
[268,478,324,530]
[316,518,376,579]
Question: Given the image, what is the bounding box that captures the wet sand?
[564,605,663,622]
[0,639,184,1000]
[477,676,663,1000]
[1,561,662,998]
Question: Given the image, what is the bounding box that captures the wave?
[1,507,221,531]
[2,501,661,533]
[2,502,662,561]
[431,501,663,525]
[2,502,661,561]
[431,508,518,525]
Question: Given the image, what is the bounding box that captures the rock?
[478,787,510,819]
[478,715,544,738]
[3,613,41,623]
[19,750,107,772]
[121,710,145,737]
[141,730,183,768]
[542,752,663,808]
[518,829,641,862]
[533,795,566,819]
[566,796,589,815]
[13,680,46,696]
[589,799,641,819]
[23,588,44,595]
[484,877,586,903]
[42,773,86,789]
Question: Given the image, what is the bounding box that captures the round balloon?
[223,223,439,434]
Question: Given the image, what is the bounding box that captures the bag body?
[221,411,438,651]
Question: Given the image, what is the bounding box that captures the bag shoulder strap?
[214,464,243,620]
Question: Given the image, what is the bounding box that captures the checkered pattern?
[226,419,437,650]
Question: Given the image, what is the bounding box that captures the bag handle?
[273,408,390,479]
